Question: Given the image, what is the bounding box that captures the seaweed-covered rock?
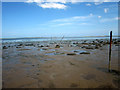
[67,53,76,55]
[80,52,90,54]
[55,45,60,48]
[3,46,8,49]
[42,48,48,50]
[38,45,44,47]
[18,44,23,46]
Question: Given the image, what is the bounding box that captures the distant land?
[1,35,120,40]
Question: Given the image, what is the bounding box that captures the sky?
[2,1,119,38]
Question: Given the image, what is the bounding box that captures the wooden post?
[108,31,112,72]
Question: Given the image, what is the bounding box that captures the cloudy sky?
[2,1,119,38]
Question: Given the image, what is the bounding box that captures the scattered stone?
[55,45,60,48]
[25,43,34,46]
[16,46,22,48]
[95,46,99,49]
[3,46,8,49]
[46,45,49,47]
[115,44,120,46]
[80,52,90,54]
[67,53,76,55]
[42,48,48,50]
[38,45,44,47]
[74,50,79,52]
[18,44,23,46]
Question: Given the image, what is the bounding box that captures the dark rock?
[38,45,44,47]
[95,46,99,49]
[46,45,49,47]
[3,46,8,49]
[25,43,34,46]
[74,50,79,52]
[42,48,48,50]
[18,44,23,46]
[16,46,22,48]
[113,41,118,44]
[80,52,90,54]
[67,53,76,55]
[115,44,120,46]
[55,45,60,48]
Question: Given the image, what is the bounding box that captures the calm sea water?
[2,37,119,43]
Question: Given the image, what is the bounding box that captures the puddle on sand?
[72,50,89,54]
[45,52,65,56]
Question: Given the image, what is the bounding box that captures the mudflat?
[2,39,119,88]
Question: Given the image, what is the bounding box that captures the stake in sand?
[108,31,112,72]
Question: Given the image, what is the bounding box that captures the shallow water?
[2,36,119,43]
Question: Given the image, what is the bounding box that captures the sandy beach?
[2,39,120,88]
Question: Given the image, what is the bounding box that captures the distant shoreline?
[1,36,120,40]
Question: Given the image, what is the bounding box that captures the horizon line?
[1,35,120,39]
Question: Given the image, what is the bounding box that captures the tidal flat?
[2,39,120,88]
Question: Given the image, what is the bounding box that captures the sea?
[1,36,119,43]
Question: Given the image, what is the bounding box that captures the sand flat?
[2,39,119,88]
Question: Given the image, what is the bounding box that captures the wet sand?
[2,39,120,88]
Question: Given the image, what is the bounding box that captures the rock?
[95,46,99,49]
[18,44,23,46]
[38,45,44,47]
[25,43,34,46]
[55,45,60,48]
[16,46,22,48]
[74,50,79,52]
[115,44,120,46]
[3,46,8,49]
[67,53,76,55]
[80,52,90,54]
[86,47,94,49]
[42,48,48,50]
[113,41,118,44]
[46,45,49,47]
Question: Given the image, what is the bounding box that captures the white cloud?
[86,3,91,6]
[40,14,94,27]
[104,8,109,13]
[25,0,67,9]
[94,2,103,5]
[90,13,93,16]
[25,0,120,9]
[98,16,102,18]
[37,3,67,9]
[56,23,72,26]
[52,15,93,23]
[100,17,119,22]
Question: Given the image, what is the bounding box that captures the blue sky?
[2,1,119,38]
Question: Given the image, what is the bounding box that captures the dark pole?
[108,31,112,72]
